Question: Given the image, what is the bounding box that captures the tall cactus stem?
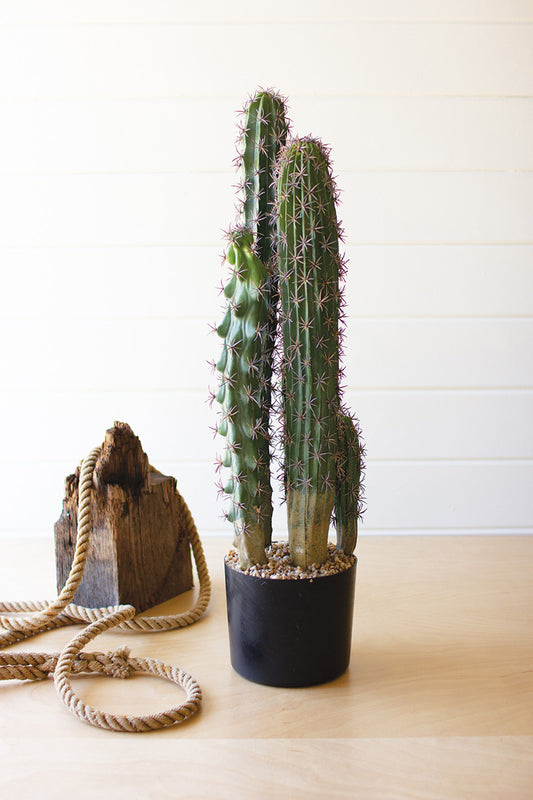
[277,137,343,569]
[238,90,290,452]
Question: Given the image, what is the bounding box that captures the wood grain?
[1,534,532,798]
[54,422,192,610]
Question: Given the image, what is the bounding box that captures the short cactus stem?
[334,413,364,556]
[215,229,274,569]
[277,137,343,569]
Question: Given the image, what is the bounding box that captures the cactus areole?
[215,90,364,573]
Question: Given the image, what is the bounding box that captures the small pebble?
[225,541,355,580]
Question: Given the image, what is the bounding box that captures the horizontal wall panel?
[1,318,531,391]
[0,461,72,535]
[362,460,533,531]
[2,244,532,320]
[346,390,533,461]
[299,96,533,172]
[0,98,238,175]
[0,173,233,247]
[0,172,531,247]
[342,172,533,245]
[1,459,531,535]
[0,24,531,99]
[0,391,218,467]
[345,245,533,318]
[1,246,225,321]
[0,390,531,467]
[0,319,216,391]
[2,97,532,174]
[2,1,533,24]
[344,318,533,389]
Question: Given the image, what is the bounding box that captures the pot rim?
[224,554,357,584]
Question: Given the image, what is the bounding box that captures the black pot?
[224,558,356,688]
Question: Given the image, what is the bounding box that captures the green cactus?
[276,137,344,568]
[334,413,364,556]
[215,91,365,571]
[215,229,273,569]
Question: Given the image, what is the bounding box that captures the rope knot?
[103,646,132,679]
[40,656,59,676]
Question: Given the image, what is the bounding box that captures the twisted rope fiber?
[0,447,211,732]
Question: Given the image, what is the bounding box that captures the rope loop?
[0,445,210,732]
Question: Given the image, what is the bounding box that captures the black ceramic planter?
[224,558,356,687]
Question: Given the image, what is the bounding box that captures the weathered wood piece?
[54,422,193,611]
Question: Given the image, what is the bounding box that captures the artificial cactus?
[334,412,364,556]
[276,137,344,569]
[215,91,365,571]
[215,229,273,569]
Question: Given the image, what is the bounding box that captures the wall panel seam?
[2,169,533,176]
[1,20,533,27]
[1,94,533,101]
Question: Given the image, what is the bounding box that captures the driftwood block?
[54,422,193,611]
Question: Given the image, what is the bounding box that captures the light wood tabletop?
[1,534,532,799]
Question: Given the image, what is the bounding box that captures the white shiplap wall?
[0,1,532,539]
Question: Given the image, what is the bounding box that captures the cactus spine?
[277,137,343,568]
[216,229,273,569]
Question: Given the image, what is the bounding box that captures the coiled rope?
[0,446,211,732]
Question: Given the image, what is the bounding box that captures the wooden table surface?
[1,534,532,799]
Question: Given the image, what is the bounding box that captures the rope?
[0,446,211,732]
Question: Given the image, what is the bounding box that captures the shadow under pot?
[224,558,357,688]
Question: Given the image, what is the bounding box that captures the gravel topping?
[225,541,355,580]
